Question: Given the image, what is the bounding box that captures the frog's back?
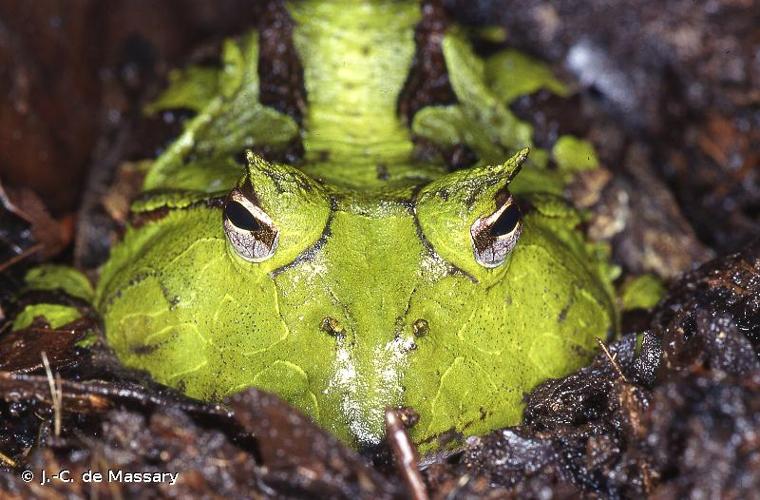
[142,0,444,194]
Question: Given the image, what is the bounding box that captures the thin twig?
[0,243,43,273]
[596,338,628,383]
[40,351,62,436]
[385,408,429,500]
[0,449,17,468]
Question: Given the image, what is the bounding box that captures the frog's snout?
[319,314,420,445]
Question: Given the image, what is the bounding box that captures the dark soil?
[0,0,758,498]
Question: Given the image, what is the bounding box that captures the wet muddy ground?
[0,0,758,498]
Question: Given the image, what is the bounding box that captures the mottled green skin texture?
[94,0,616,449]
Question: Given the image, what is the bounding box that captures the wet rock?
[653,239,760,374]
[645,370,760,499]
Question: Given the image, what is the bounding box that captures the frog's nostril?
[412,318,429,337]
[320,316,345,338]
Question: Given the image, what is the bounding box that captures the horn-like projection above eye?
[222,151,332,269]
[470,195,522,268]
[415,149,529,280]
[223,188,279,262]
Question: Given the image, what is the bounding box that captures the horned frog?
[13,0,617,450]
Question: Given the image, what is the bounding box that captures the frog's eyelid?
[470,196,522,268]
[226,190,275,228]
[223,189,279,262]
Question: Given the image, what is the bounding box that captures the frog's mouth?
[328,332,415,446]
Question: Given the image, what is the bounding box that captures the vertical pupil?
[225,201,262,231]
[490,204,520,237]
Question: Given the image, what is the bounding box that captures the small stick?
[0,449,17,468]
[385,408,429,500]
[0,243,43,273]
[40,351,62,437]
[596,338,628,383]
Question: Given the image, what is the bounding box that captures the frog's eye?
[470,195,522,268]
[223,152,330,269]
[223,188,279,262]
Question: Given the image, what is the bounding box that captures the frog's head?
[199,148,609,448]
[102,148,611,449]
[99,0,615,452]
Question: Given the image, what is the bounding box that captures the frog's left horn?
[243,149,268,172]
[493,147,529,182]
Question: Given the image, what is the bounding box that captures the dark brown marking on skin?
[100,270,155,311]
[131,205,169,227]
[130,328,179,356]
[398,0,457,124]
[262,170,288,195]
[416,425,464,448]
[131,342,162,356]
[128,196,226,229]
[445,265,479,282]
[320,316,345,338]
[257,0,307,125]
[128,197,225,229]
[376,163,390,181]
[494,188,511,207]
[240,176,258,203]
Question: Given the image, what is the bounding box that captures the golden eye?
[470,194,522,268]
[223,188,278,262]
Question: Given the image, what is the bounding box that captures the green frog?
[12,0,619,450]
